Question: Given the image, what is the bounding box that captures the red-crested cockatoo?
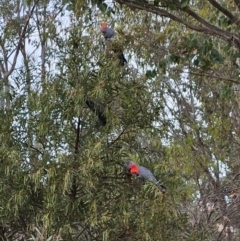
[100,22,127,66]
[124,161,166,193]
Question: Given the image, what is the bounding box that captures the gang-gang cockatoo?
[100,22,127,66]
[124,161,166,193]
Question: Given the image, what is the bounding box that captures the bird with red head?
[100,21,127,66]
[124,161,166,193]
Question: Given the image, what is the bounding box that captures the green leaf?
[169,3,177,10]
[145,69,157,79]
[97,2,108,13]
[181,0,189,9]
[209,48,224,63]
[66,3,73,11]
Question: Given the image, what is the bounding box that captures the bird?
[85,99,106,127]
[100,22,127,66]
[124,161,166,193]
[100,22,117,41]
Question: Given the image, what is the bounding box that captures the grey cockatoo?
[124,161,166,193]
[100,22,127,66]
[100,22,117,41]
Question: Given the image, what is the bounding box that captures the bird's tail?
[112,47,127,66]
[155,181,166,193]
[117,52,127,66]
[85,99,95,112]
[85,99,107,127]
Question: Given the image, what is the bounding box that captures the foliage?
[0,0,240,240]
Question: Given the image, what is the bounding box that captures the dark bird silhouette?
[85,99,106,127]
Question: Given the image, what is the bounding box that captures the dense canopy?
[0,0,240,240]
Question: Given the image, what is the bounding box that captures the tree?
[1,0,240,240]
[82,0,240,239]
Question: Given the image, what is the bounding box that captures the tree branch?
[107,126,128,148]
[186,71,240,85]
[208,0,240,27]
[116,0,240,50]
[183,7,232,37]
[4,0,40,79]
[0,60,5,74]
[234,0,240,11]
[116,0,208,32]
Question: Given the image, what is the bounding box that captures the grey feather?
[101,27,116,40]
[124,161,166,193]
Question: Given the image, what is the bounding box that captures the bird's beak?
[123,163,129,170]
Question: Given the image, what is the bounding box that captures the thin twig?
[107,126,129,148]
[4,0,40,79]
